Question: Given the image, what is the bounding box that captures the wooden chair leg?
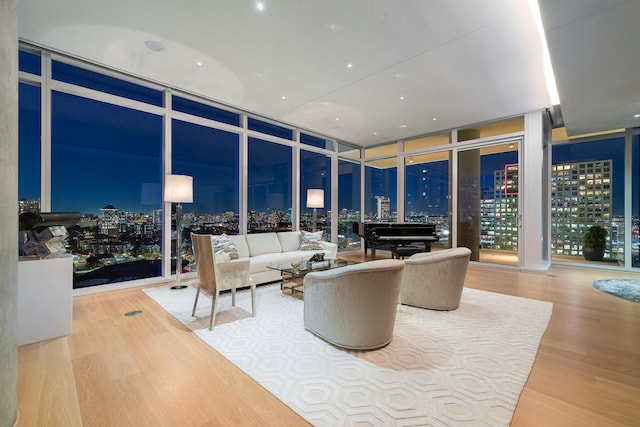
[192,286,201,316]
[231,288,236,307]
[209,291,219,331]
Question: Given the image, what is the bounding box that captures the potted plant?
[582,225,608,261]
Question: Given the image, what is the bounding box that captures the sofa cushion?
[277,231,301,252]
[299,230,324,251]
[228,235,250,258]
[246,232,282,257]
[211,234,239,260]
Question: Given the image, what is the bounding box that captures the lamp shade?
[306,189,324,209]
[164,174,193,203]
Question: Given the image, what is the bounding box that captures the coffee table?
[268,258,358,294]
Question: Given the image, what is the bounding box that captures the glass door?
[457,141,520,266]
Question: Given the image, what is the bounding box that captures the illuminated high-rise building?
[551,160,612,257]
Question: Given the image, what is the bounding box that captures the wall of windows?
[17,47,639,292]
[17,47,342,290]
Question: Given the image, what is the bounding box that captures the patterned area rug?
[144,284,552,426]
[593,279,640,303]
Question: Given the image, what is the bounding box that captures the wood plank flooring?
[17,255,640,426]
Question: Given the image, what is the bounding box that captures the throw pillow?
[299,230,323,251]
[211,233,239,260]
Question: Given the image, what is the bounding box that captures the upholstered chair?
[303,259,405,350]
[400,247,471,310]
[191,233,256,330]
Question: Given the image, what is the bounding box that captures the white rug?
[144,284,552,426]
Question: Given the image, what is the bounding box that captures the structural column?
[0,0,19,426]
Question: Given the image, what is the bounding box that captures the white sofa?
[226,231,338,285]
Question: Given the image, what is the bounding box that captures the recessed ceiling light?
[634,114,640,118]
[400,96,405,100]
[347,63,353,68]
[336,117,340,121]
[255,1,265,11]
[144,40,165,52]
[399,124,407,128]
[281,96,286,100]
[196,61,203,66]
[373,132,378,135]
[432,117,437,121]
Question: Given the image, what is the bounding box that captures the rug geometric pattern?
[593,279,640,303]
[143,284,552,426]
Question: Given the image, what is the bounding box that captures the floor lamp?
[164,174,193,290]
[306,189,324,232]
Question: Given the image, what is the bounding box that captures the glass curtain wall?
[51,91,163,288]
[247,137,292,232]
[551,137,625,265]
[171,119,240,270]
[300,149,331,237]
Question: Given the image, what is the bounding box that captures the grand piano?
[353,222,439,260]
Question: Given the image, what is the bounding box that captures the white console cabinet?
[17,255,73,346]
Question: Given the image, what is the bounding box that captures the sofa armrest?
[319,240,338,258]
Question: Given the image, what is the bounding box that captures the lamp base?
[171,284,187,290]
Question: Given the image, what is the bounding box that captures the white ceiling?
[539,0,640,136]
[17,0,639,147]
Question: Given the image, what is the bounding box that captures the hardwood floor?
[17,255,640,426]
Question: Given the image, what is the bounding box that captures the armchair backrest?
[191,233,253,294]
[191,233,218,294]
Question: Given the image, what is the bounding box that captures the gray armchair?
[303,259,405,350]
[400,247,471,310]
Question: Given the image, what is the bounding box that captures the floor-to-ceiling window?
[404,133,452,249]
[18,50,42,214]
[51,91,163,287]
[337,143,361,250]
[172,118,240,269]
[247,137,292,232]
[551,135,625,265]
[457,142,520,266]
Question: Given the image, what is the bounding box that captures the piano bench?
[391,246,424,259]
